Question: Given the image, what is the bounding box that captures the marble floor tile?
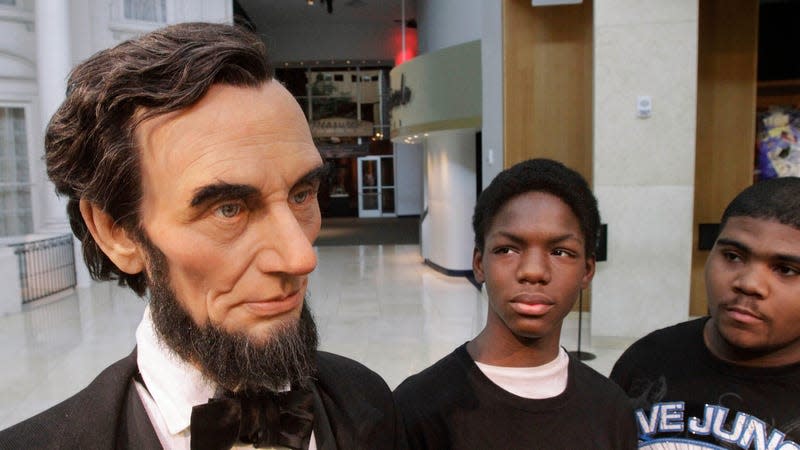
[0,244,636,430]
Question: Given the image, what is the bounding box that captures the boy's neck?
[703,319,800,368]
[467,327,561,367]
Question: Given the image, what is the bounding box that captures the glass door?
[357,156,395,218]
[380,156,395,215]
[357,156,380,217]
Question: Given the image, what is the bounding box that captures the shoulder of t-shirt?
[652,316,706,342]
[393,344,469,405]
[569,357,633,405]
[610,317,708,387]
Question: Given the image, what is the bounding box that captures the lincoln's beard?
[139,233,319,394]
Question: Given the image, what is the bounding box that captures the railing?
[10,234,76,304]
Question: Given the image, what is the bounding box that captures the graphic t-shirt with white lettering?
[610,317,800,450]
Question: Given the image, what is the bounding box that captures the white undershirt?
[474,347,569,399]
[134,306,317,450]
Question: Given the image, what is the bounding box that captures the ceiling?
[236,0,417,29]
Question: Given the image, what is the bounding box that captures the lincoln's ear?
[79,199,145,275]
[472,247,485,284]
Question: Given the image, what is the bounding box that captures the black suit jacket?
[0,349,404,450]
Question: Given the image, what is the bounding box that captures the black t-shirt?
[394,343,637,450]
[611,317,800,449]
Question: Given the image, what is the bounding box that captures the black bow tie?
[189,387,315,450]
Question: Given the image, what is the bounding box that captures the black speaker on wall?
[698,223,720,251]
[596,224,608,262]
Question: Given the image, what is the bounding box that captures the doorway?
[357,155,395,218]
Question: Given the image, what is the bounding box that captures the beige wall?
[591,0,699,338]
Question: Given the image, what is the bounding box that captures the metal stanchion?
[568,290,595,361]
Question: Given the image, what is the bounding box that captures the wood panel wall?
[691,0,758,316]
[503,0,593,179]
[503,0,593,311]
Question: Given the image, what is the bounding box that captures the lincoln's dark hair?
[45,22,272,296]
[720,177,800,231]
[472,158,600,256]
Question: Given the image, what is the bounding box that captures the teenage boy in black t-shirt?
[611,177,800,449]
[394,159,637,450]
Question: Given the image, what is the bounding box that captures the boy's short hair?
[472,158,600,256]
[720,177,800,231]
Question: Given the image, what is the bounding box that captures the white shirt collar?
[474,347,570,399]
[136,305,217,435]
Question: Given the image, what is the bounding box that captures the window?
[124,0,166,22]
[274,66,390,136]
[0,107,32,236]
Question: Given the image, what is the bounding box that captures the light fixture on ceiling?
[307,0,313,5]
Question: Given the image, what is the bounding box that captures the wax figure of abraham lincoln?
[0,22,404,450]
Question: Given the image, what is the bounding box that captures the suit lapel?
[313,353,386,449]
[117,378,163,449]
[311,383,337,450]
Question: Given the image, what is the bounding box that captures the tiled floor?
[0,244,635,430]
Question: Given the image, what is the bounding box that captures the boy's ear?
[79,199,146,275]
[472,247,485,284]
[580,255,596,289]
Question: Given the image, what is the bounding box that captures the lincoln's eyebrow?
[189,183,260,208]
[189,163,328,209]
[295,163,330,188]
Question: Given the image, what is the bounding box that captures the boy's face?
[473,191,595,346]
[704,216,800,365]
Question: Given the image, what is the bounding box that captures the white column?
[35,0,92,287]
[36,0,71,233]
[423,129,477,272]
[0,247,23,315]
[591,0,699,339]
